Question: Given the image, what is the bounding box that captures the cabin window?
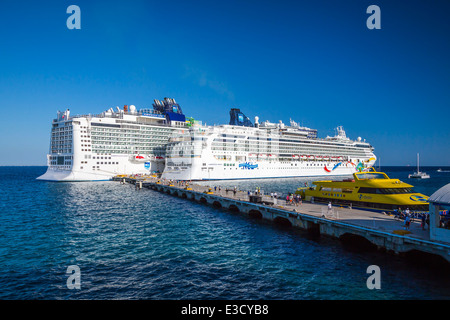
[358,187,413,194]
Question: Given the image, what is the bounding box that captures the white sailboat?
[408,153,430,179]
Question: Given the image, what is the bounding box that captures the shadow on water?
[338,233,378,253]
[403,250,450,270]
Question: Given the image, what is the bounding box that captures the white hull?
[162,159,375,181]
[408,173,430,179]
[37,168,113,181]
[37,157,165,181]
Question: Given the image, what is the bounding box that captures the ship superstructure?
[38,98,188,181]
[162,109,376,180]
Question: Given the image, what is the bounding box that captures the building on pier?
[428,183,450,244]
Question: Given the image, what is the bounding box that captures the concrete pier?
[115,175,450,264]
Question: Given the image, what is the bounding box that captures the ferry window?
[358,187,377,194]
[358,187,413,194]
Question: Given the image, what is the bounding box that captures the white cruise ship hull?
[37,168,113,181]
[37,158,164,181]
[162,159,376,181]
[162,123,377,181]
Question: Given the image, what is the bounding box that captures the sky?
[0,0,449,166]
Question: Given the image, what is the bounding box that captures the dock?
[114,175,450,264]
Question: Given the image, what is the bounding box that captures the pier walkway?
[114,175,450,263]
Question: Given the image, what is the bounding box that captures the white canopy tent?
[428,183,450,243]
[429,183,450,205]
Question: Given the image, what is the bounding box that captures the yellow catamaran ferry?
[296,168,429,213]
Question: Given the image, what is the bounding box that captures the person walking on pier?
[421,214,426,230]
[404,214,411,230]
[327,202,332,215]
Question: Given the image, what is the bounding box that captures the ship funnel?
[229,108,253,127]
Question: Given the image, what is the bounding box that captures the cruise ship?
[161,109,377,180]
[37,98,190,181]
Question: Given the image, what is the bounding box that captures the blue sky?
[0,0,449,166]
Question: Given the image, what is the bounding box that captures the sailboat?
[408,153,430,179]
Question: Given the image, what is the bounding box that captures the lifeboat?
[130,154,152,163]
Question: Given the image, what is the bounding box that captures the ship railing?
[67,113,114,120]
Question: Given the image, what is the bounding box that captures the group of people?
[394,207,430,231]
[285,193,302,206]
[439,212,450,229]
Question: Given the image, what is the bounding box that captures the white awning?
[428,183,450,205]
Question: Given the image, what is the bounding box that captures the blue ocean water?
[0,166,449,300]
